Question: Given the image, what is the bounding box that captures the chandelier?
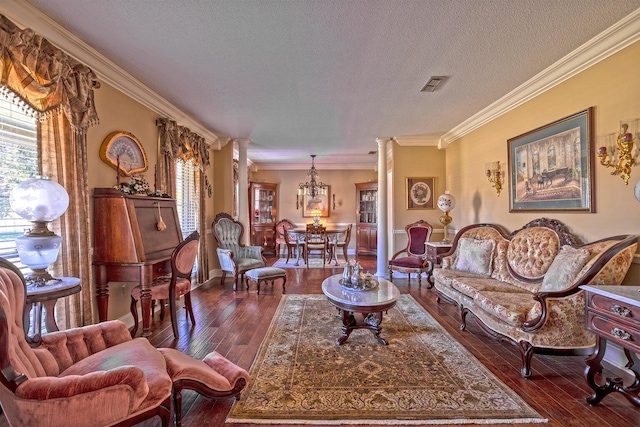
[296,155,327,210]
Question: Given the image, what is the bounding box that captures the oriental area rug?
[227,294,546,425]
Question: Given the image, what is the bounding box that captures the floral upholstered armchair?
[388,220,434,284]
[0,258,250,427]
[213,212,266,290]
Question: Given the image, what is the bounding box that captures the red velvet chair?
[388,220,433,284]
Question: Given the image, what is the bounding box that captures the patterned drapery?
[157,118,210,171]
[0,14,100,327]
[0,14,99,130]
[157,118,211,283]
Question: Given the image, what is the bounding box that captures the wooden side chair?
[284,226,305,265]
[304,224,328,267]
[130,231,199,339]
[388,220,433,284]
[275,219,295,258]
[328,223,352,265]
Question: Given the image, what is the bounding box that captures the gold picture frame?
[406,177,436,209]
[99,131,148,177]
[302,186,330,217]
[508,108,595,212]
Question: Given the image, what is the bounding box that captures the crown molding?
[438,7,640,149]
[393,135,440,146]
[254,159,377,171]
[1,0,221,148]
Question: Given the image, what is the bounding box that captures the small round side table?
[26,277,81,335]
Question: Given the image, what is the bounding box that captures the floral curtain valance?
[0,14,99,130]
[157,118,210,170]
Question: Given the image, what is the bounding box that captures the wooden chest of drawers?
[580,285,640,407]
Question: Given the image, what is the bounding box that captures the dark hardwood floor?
[7,255,640,426]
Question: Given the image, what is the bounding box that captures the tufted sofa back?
[214,217,243,254]
[506,226,560,280]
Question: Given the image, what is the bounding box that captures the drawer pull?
[611,327,632,341]
[611,305,631,317]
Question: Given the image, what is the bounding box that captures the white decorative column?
[375,138,389,277]
[237,139,250,245]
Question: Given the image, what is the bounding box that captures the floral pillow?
[455,237,495,276]
[540,245,591,292]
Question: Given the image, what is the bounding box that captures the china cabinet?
[355,182,377,255]
[249,182,278,254]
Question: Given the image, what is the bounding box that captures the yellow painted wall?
[390,144,447,252]
[444,40,640,282]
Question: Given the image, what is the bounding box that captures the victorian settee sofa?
[432,218,637,378]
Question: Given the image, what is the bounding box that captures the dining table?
[287,227,348,266]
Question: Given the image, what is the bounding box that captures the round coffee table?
[321,274,400,345]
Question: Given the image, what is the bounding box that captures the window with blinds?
[0,96,38,269]
[175,159,199,276]
[175,158,199,237]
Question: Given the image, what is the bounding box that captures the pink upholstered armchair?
[0,258,250,427]
[388,219,433,284]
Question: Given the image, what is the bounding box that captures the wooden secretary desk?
[93,188,182,336]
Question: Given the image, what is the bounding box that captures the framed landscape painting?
[508,108,595,213]
[406,177,435,209]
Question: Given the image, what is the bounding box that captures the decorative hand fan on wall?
[99,131,148,176]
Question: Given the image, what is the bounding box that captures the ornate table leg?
[426,262,436,289]
[140,265,153,337]
[364,312,387,345]
[337,311,356,345]
[585,336,640,406]
[95,265,110,322]
[42,300,60,332]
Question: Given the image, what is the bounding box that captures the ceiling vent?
[421,76,448,92]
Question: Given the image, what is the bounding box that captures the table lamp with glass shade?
[436,191,456,244]
[9,176,69,286]
[310,209,322,226]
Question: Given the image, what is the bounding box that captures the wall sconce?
[485,161,503,196]
[332,194,336,210]
[598,119,638,185]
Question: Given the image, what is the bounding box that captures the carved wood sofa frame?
[432,218,638,378]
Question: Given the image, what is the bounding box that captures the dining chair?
[328,223,352,265]
[130,231,199,339]
[284,227,305,265]
[275,219,295,258]
[304,224,328,267]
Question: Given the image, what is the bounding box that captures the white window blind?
[0,96,38,269]
[175,159,199,238]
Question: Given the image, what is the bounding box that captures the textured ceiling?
[17,0,640,169]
